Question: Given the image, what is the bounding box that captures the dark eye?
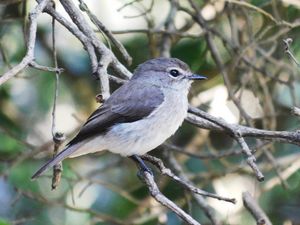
[169,69,180,77]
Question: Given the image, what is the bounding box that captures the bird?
[31,57,206,179]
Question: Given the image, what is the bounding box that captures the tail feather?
[31,144,79,180]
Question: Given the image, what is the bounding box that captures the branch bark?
[243,191,272,225]
[0,0,51,85]
[142,171,201,225]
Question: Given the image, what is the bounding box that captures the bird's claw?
[137,167,153,182]
[130,154,154,179]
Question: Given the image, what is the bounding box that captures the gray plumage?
[31,58,206,179]
[68,81,164,146]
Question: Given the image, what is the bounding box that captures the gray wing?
[31,81,164,179]
[68,81,164,146]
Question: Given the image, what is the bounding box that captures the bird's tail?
[31,144,79,180]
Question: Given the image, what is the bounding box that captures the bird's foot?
[130,154,154,178]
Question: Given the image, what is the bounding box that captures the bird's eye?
[169,69,180,77]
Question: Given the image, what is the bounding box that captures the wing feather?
[68,81,164,146]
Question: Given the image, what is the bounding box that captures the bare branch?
[111,29,201,38]
[187,0,253,125]
[29,61,64,73]
[226,0,293,27]
[283,38,300,67]
[78,0,132,65]
[188,106,264,181]
[159,0,178,57]
[291,106,300,117]
[165,153,219,225]
[243,191,272,225]
[51,133,65,190]
[187,106,300,146]
[235,136,264,181]
[141,171,201,225]
[59,0,111,99]
[43,4,99,73]
[18,188,128,225]
[163,143,243,159]
[142,154,236,204]
[50,8,65,190]
[0,0,51,85]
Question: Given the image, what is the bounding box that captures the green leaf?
[0,218,10,225]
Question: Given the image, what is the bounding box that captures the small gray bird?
[32,57,206,179]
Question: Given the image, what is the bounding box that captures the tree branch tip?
[291,106,300,116]
[95,93,105,103]
[53,132,65,144]
[78,1,88,12]
[283,38,293,45]
[51,163,62,190]
[231,198,237,204]
[56,68,65,74]
[257,176,265,182]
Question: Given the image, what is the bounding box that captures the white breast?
[69,87,189,158]
[105,87,189,156]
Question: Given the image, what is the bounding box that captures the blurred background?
[0,0,300,224]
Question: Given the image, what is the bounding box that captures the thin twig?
[188,106,264,181]
[29,61,64,73]
[187,0,253,125]
[123,0,154,19]
[18,188,127,225]
[111,29,201,38]
[159,0,178,57]
[50,5,65,190]
[283,38,300,67]
[142,154,236,204]
[78,0,132,65]
[0,0,51,85]
[117,0,142,12]
[141,171,201,225]
[243,191,272,225]
[165,152,219,225]
[235,136,264,181]
[43,4,99,74]
[225,0,293,27]
[187,107,300,146]
[59,0,111,100]
[163,143,243,159]
[291,106,300,117]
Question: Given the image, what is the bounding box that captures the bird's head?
[132,57,207,90]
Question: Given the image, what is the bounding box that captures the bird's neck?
[134,79,191,93]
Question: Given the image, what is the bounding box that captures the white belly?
[69,88,188,157]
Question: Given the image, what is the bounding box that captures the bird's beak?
[187,74,207,80]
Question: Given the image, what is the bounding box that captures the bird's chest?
[148,89,188,134]
[107,89,188,156]
[127,89,188,155]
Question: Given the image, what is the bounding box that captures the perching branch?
[142,154,236,204]
[141,171,201,225]
[187,106,300,146]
